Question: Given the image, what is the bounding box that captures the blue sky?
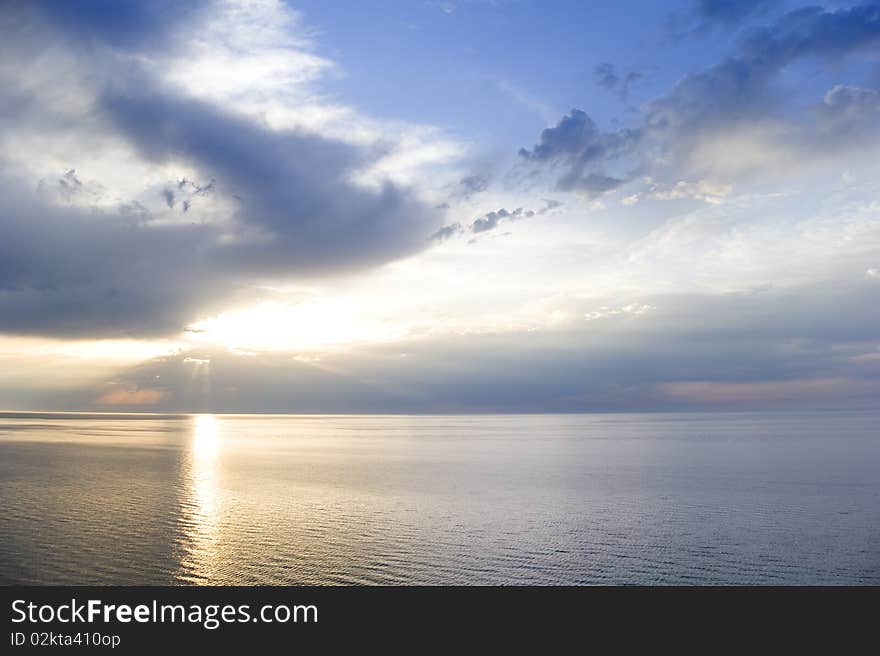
[0,0,879,412]
[295,2,676,135]
[290,1,755,155]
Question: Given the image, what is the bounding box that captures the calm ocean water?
[0,411,878,585]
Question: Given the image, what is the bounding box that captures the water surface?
[1,411,878,585]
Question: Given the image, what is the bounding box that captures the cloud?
[3,1,880,415]
[0,184,230,337]
[523,4,880,200]
[457,174,489,197]
[471,207,526,233]
[814,84,880,142]
[440,173,491,203]
[519,109,639,163]
[593,63,643,100]
[0,0,448,337]
[430,223,463,241]
[647,5,880,180]
[518,109,639,195]
[54,275,880,412]
[646,179,733,204]
[470,199,560,233]
[430,199,561,240]
[28,0,211,50]
[593,63,619,91]
[650,5,880,135]
[99,82,440,274]
[558,172,624,198]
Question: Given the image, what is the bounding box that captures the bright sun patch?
[186,300,405,352]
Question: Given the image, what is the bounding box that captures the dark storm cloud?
[0,3,443,337]
[524,4,880,198]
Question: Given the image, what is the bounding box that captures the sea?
[1,411,877,585]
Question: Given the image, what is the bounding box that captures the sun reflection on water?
[176,414,221,583]
[193,414,218,459]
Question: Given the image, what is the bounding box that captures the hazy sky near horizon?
[1,0,879,412]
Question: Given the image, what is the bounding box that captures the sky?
[1,0,879,413]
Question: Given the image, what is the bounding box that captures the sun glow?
[186,300,406,352]
[192,414,219,457]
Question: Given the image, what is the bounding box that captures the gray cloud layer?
[0,3,442,337]
[36,275,878,413]
[101,82,437,275]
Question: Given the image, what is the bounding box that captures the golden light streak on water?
[177,414,221,584]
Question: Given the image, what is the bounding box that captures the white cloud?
[650,179,732,205]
